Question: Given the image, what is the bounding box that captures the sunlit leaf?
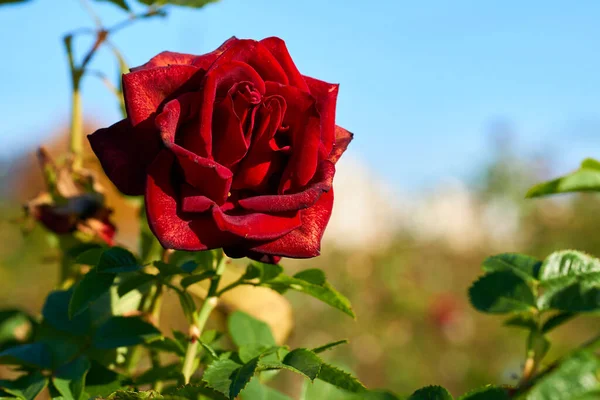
[458,386,509,399]
[409,385,453,400]
[527,158,600,198]
[228,311,276,348]
[52,355,90,400]
[482,253,541,281]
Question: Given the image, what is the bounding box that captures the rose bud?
[24,148,116,246]
[89,37,352,262]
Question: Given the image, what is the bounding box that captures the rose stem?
[182,252,227,384]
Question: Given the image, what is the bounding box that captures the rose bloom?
[89,37,351,263]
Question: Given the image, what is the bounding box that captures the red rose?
[89,37,352,261]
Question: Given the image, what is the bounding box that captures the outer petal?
[304,76,339,158]
[88,119,160,195]
[123,65,201,126]
[259,37,309,91]
[145,150,235,251]
[157,97,233,205]
[191,36,239,70]
[329,125,354,164]
[242,189,334,258]
[238,161,334,212]
[130,51,197,72]
[212,206,302,241]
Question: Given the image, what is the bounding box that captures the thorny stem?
[181,253,227,384]
[511,332,600,397]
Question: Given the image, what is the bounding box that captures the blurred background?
[1,0,600,397]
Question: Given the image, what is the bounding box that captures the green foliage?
[481,253,541,281]
[526,158,600,197]
[137,0,220,8]
[94,0,130,11]
[0,309,33,346]
[93,316,161,349]
[0,371,48,400]
[312,339,349,354]
[69,268,116,318]
[228,311,276,348]
[52,355,91,400]
[523,351,600,399]
[0,342,52,368]
[468,271,536,314]
[458,386,509,400]
[408,385,453,399]
[97,247,142,274]
[0,0,32,6]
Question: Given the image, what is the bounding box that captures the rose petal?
[210,39,289,85]
[157,98,233,204]
[260,37,309,91]
[199,61,266,157]
[304,76,339,158]
[131,51,197,72]
[266,82,321,192]
[212,82,261,167]
[238,161,334,212]
[180,184,214,213]
[232,95,287,192]
[88,119,160,195]
[212,206,302,241]
[241,189,334,258]
[145,150,235,251]
[329,125,354,164]
[191,36,239,69]
[123,65,201,126]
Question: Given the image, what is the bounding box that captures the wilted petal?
[329,125,353,164]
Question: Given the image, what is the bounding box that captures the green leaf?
[542,312,577,333]
[243,262,283,283]
[238,344,271,364]
[0,309,33,345]
[85,361,125,398]
[43,290,91,336]
[177,291,197,324]
[180,270,216,288]
[154,261,183,277]
[317,363,366,393]
[106,390,163,399]
[538,251,600,312]
[166,383,228,400]
[93,316,161,349]
[468,271,536,314]
[69,268,115,318]
[202,358,242,396]
[137,0,219,9]
[503,314,538,331]
[266,270,355,318]
[200,341,219,361]
[525,351,600,400]
[408,385,453,400]
[282,348,322,380]
[0,342,52,368]
[228,311,276,348]
[229,357,260,398]
[180,260,199,274]
[93,0,129,11]
[527,330,550,366]
[145,336,186,357]
[458,386,509,400]
[526,158,600,198]
[98,247,142,274]
[117,274,156,297]
[135,363,182,385]
[240,379,292,400]
[482,253,541,281]
[312,339,348,354]
[52,355,90,400]
[0,371,48,400]
[74,247,104,266]
[0,0,34,6]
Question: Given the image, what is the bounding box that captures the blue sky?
[0,0,598,190]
